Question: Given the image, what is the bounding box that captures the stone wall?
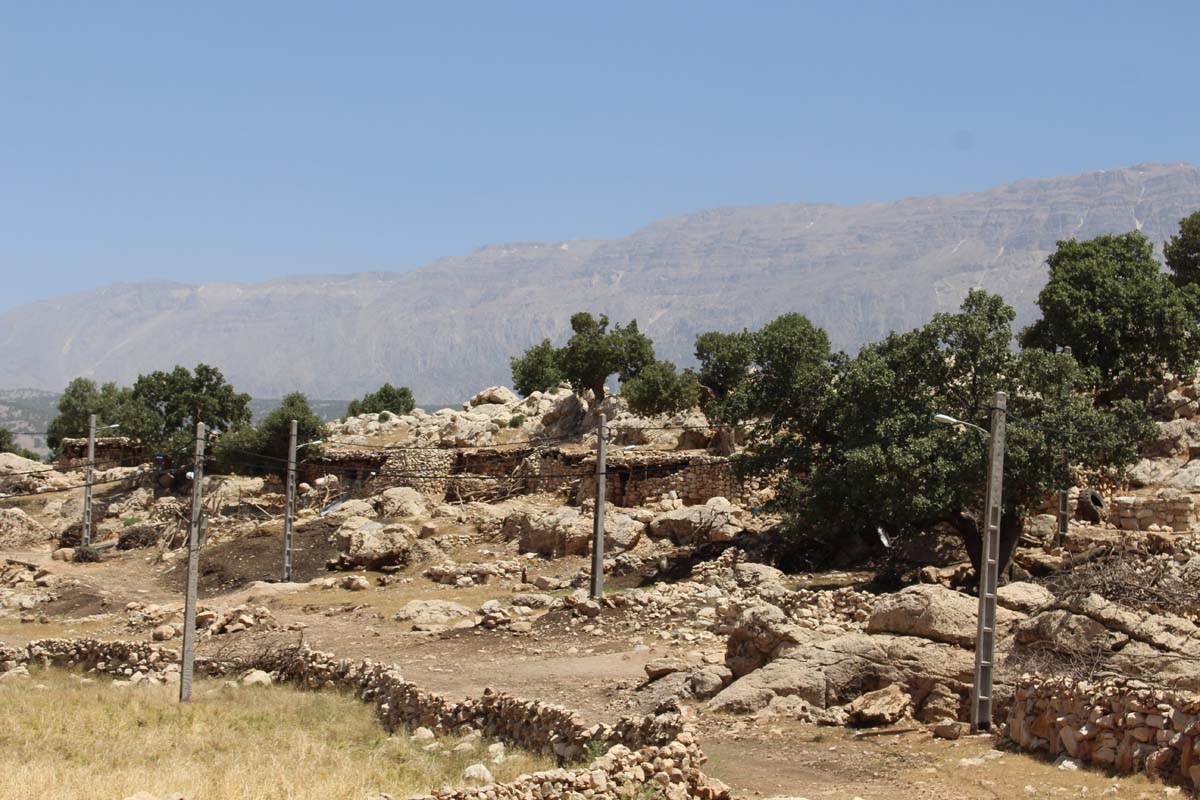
[1005,674,1200,789]
[373,449,456,499]
[1111,494,1197,532]
[3,637,731,800]
[578,452,763,508]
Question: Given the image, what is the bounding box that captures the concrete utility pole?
[283,419,298,582]
[82,414,96,548]
[1056,346,1072,549]
[179,421,206,703]
[590,413,607,599]
[971,391,1006,733]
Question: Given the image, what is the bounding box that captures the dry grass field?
[0,669,553,800]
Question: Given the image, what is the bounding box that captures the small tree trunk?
[955,509,1025,590]
[713,426,736,456]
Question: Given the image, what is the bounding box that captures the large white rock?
[373,487,427,518]
[867,584,1023,648]
[647,497,744,545]
[395,599,473,627]
[468,387,519,408]
[336,520,415,569]
[502,506,643,556]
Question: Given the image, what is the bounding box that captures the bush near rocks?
[117,523,162,550]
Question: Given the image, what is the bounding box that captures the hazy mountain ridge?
[2,163,1199,403]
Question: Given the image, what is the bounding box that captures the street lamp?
[935,394,1008,734]
[934,413,987,435]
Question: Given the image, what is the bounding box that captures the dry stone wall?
[2,638,730,800]
[1006,674,1200,790]
[1111,494,1197,532]
[578,452,762,509]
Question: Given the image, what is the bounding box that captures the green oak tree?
[510,339,565,397]
[513,313,656,403]
[46,378,132,452]
[125,364,252,456]
[1165,210,1200,289]
[346,382,415,417]
[1019,231,1200,405]
[214,391,325,474]
[737,290,1153,579]
[622,360,701,416]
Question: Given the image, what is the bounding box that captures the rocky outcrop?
[866,584,1024,648]
[647,498,744,545]
[333,517,416,569]
[501,506,643,557]
[709,628,976,718]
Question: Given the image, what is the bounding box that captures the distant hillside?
[0,389,57,458]
[2,162,1198,403]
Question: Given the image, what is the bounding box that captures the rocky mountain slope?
[2,162,1199,402]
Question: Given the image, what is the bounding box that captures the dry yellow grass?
[0,669,553,800]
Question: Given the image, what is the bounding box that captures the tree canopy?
[511,313,656,402]
[47,365,251,457]
[622,360,701,416]
[346,383,415,418]
[214,392,325,475]
[736,290,1153,577]
[1165,210,1200,289]
[510,339,564,397]
[1018,231,1200,405]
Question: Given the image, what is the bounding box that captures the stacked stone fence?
[1005,674,1200,790]
[3,638,730,800]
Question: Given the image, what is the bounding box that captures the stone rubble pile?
[0,558,59,616]
[1006,674,1200,790]
[0,508,55,550]
[424,560,523,586]
[121,601,280,640]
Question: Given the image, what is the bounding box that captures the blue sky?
[2,1,1197,311]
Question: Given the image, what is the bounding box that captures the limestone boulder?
[996,581,1055,614]
[647,497,744,545]
[468,387,519,408]
[438,414,497,448]
[324,498,377,524]
[335,519,415,569]
[502,506,643,557]
[719,602,808,678]
[709,630,976,716]
[848,684,911,726]
[374,487,427,518]
[395,599,474,627]
[867,584,1023,648]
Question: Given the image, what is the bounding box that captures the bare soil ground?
[0,539,1184,800]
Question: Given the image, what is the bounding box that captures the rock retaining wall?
[3,638,730,800]
[1005,674,1200,789]
[1111,494,1197,532]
